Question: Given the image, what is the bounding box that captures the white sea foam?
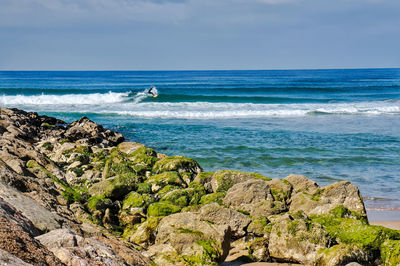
[1,92,399,118]
[0,91,130,105]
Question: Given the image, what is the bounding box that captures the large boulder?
[36,228,138,266]
[155,212,231,265]
[268,216,333,264]
[289,181,367,219]
[200,203,251,238]
[210,170,271,193]
[64,116,124,147]
[284,174,319,194]
[0,199,63,265]
[223,179,287,217]
[152,156,202,182]
[0,181,61,233]
[315,244,373,266]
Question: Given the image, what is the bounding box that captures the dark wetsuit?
[148,87,155,96]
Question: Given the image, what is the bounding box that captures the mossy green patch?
[70,167,84,177]
[152,155,201,175]
[311,206,400,253]
[87,195,113,212]
[147,171,185,187]
[122,192,145,209]
[199,192,226,205]
[147,201,181,217]
[381,239,400,266]
[137,182,152,194]
[194,171,214,184]
[41,141,53,150]
[88,174,138,200]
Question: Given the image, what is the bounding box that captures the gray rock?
[268,217,333,265]
[200,203,251,238]
[155,212,231,264]
[0,181,61,233]
[289,181,367,219]
[36,228,128,266]
[223,179,287,217]
[0,249,33,266]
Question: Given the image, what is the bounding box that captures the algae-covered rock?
[199,192,226,205]
[152,156,202,178]
[290,181,367,219]
[88,174,137,200]
[316,244,373,266]
[210,170,271,193]
[223,179,287,217]
[146,171,186,190]
[155,212,231,265]
[143,244,187,266]
[200,203,251,238]
[128,146,159,169]
[381,239,400,266]
[247,216,270,236]
[266,178,292,203]
[126,217,162,247]
[268,216,333,265]
[311,206,400,255]
[147,201,182,217]
[161,189,190,207]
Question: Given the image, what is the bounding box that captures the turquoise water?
[1,69,400,211]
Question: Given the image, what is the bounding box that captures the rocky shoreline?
[0,107,399,266]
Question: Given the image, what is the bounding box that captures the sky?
[0,0,399,70]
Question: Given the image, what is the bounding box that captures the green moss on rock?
[147,201,182,217]
[311,206,400,253]
[88,174,138,200]
[87,195,113,212]
[152,155,202,176]
[146,171,185,187]
[381,239,400,266]
[199,192,226,205]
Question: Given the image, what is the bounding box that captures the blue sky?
[0,0,399,70]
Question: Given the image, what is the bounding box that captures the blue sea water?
[1,69,400,211]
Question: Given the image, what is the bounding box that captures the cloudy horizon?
[1,0,399,70]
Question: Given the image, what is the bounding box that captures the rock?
[223,179,287,217]
[36,228,128,265]
[146,171,186,189]
[380,240,400,266]
[0,249,32,266]
[247,216,270,236]
[65,116,124,147]
[117,142,144,154]
[289,181,367,219]
[143,244,187,266]
[88,175,138,200]
[155,212,231,264]
[200,203,251,238]
[0,199,63,265]
[93,236,151,266]
[266,178,292,203]
[316,244,373,266]
[147,201,182,217]
[210,170,271,193]
[152,155,203,179]
[0,181,61,233]
[125,217,162,247]
[284,174,319,194]
[268,216,333,265]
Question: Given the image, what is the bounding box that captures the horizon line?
[0,67,399,72]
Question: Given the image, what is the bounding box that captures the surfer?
[147,86,158,98]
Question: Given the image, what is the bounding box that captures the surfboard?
[153,94,158,98]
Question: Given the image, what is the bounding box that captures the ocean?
[1,69,399,212]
